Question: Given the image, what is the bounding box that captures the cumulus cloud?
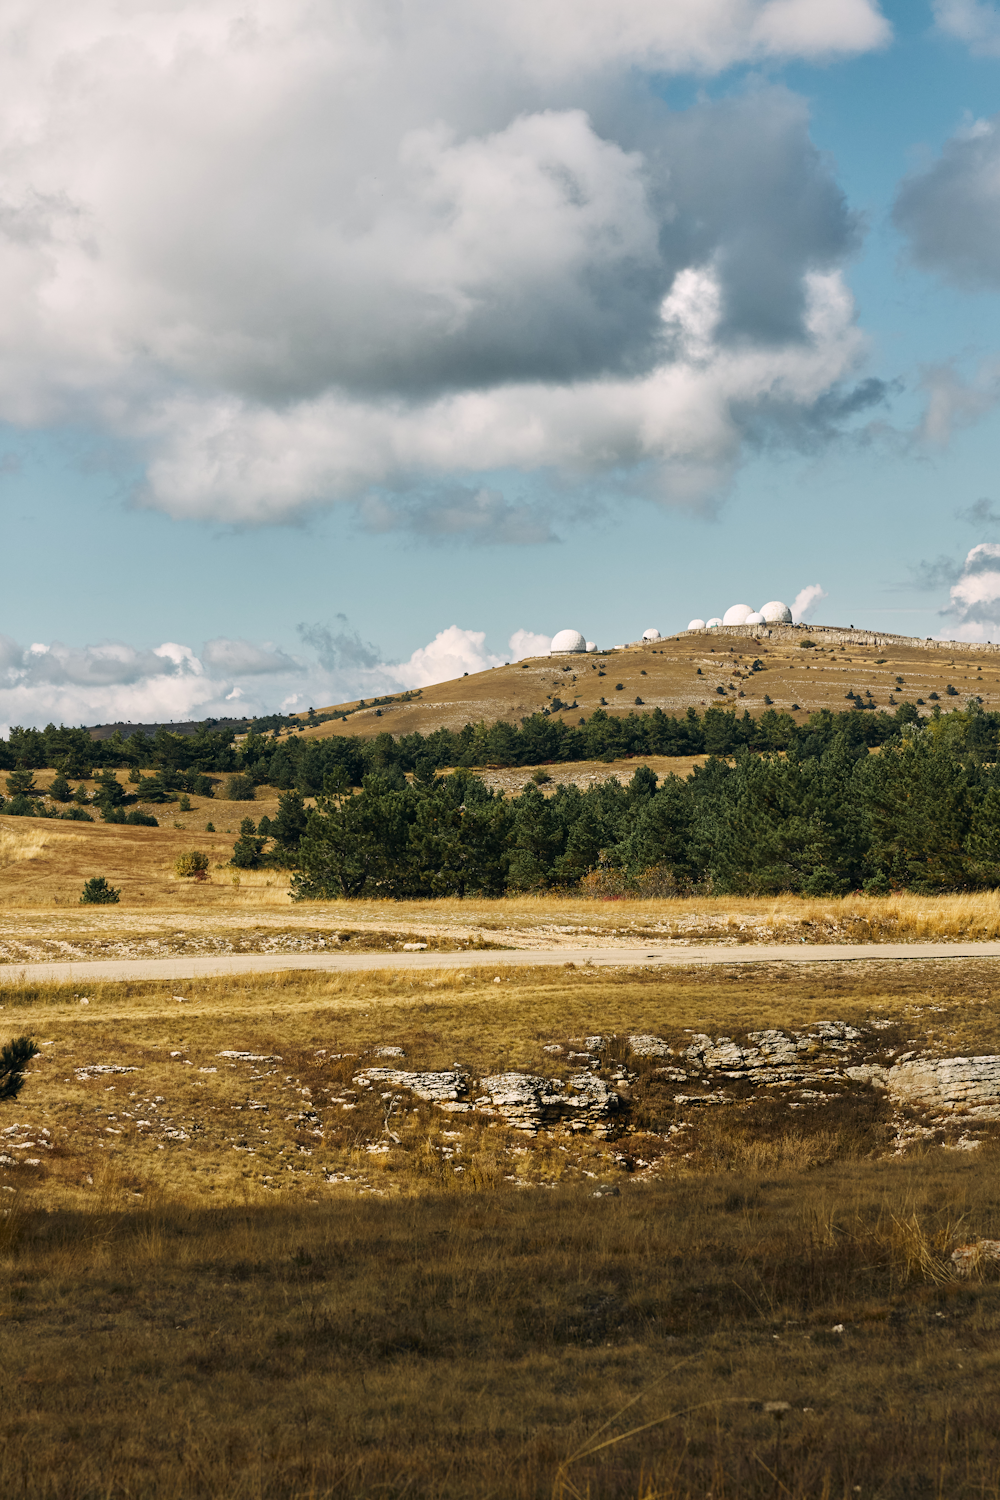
[938,543,1000,640]
[0,1,885,526]
[509,629,553,659]
[933,0,1000,54]
[792,584,827,621]
[894,116,1000,290]
[0,623,549,730]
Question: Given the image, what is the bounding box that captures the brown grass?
[2,960,1000,1495]
[290,631,1000,741]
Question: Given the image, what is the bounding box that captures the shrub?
[60,807,93,822]
[125,809,158,827]
[178,794,192,811]
[205,821,215,832]
[48,772,72,802]
[175,850,210,879]
[225,773,256,801]
[5,794,37,817]
[80,876,121,904]
[0,1036,39,1103]
[946,684,959,696]
[531,769,551,784]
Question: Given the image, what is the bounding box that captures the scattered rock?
[373,1046,405,1058]
[952,1239,1000,1276]
[628,1034,672,1058]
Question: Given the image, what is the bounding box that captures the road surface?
[3,941,1000,985]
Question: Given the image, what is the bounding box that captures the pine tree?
[0,1036,39,1102]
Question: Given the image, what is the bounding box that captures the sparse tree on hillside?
[48,771,72,802]
[5,768,38,798]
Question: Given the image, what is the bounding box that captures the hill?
[285,624,1000,743]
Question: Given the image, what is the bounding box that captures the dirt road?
[4,940,1000,986]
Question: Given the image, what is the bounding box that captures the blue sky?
[5,0,1000,727]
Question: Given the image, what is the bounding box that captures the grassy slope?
[288,630,1000,741]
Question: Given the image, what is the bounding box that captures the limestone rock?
[355,1068,471,1112]
[475,1071,622,1135]
[889,1056,1000,1118]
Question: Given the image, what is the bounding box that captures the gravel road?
[4,941,1000,985]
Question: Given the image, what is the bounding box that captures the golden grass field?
[2,958,1000,1497]
[283,629,1000,741]
[7,774,1000,1496]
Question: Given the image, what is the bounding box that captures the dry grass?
[2,961,1000,1495]
[2,1162,1000,1498]
[0,824,53,869]
[292,631,1000,741]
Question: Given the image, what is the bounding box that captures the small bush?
[60,807,93,822]
[80,876,121,905]
[125,809,158,827]
[946,683,959,696]
[530,769,551,785]
[178,794,192,811]
[175,850,210,879]
[4,795,38,817]
[225,774,256,801]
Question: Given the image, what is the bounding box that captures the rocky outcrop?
[353,1066,623,1134]
[355,1068,472,1112]
[474,1073,621,1135]
[889,1056,1000,1118]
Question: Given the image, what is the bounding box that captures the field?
[2,956,1000,1496]
[6,785,1000,1497]
[285,629,1000,741]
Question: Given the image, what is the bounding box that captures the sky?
[7,0,1000,728]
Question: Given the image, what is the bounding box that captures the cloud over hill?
[0,624,546,733]
[0,0,889,527]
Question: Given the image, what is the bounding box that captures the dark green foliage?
[270,790,308,853]
[60,807,93,822]
[4,794,38,817]
[0,1035,39,1102]
[5,767,38,798]
[225,773,256,801]
[48,771,72,802]
[93,770,126,809]
[80,876,121,904]
[125,809,159,827]
[231,817,265,868]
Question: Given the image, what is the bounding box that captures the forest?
[7,701,1000,894]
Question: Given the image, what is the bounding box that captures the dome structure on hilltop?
[586,640,597,652]
[706,616,722,629]
[759,600,792,624]
[550,628,587,653]
[642,628,661,642]
[687,618,706,630]
[745,611,765,625]
[722,604,753,626]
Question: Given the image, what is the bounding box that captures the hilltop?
[284,624,1000,743]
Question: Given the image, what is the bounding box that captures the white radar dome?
[687,618,706,631]
[642,628,661,642]
[550,628,587,653]
[586,640,597,653]
[759,600,792,624]
[706,617,723,629]
[722,604,753,626]
[745,611,765,626]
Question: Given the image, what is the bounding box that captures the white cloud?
[933,0,1000,54]
[0,623,555,731]
[938,543,1000,640]
[792,583,827,621]
[509,629,553,660]
[0,1,883,526]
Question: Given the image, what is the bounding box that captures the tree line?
[217,703,1000,897]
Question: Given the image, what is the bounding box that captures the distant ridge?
[683,623,1000,652]
[85,716,255,741]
